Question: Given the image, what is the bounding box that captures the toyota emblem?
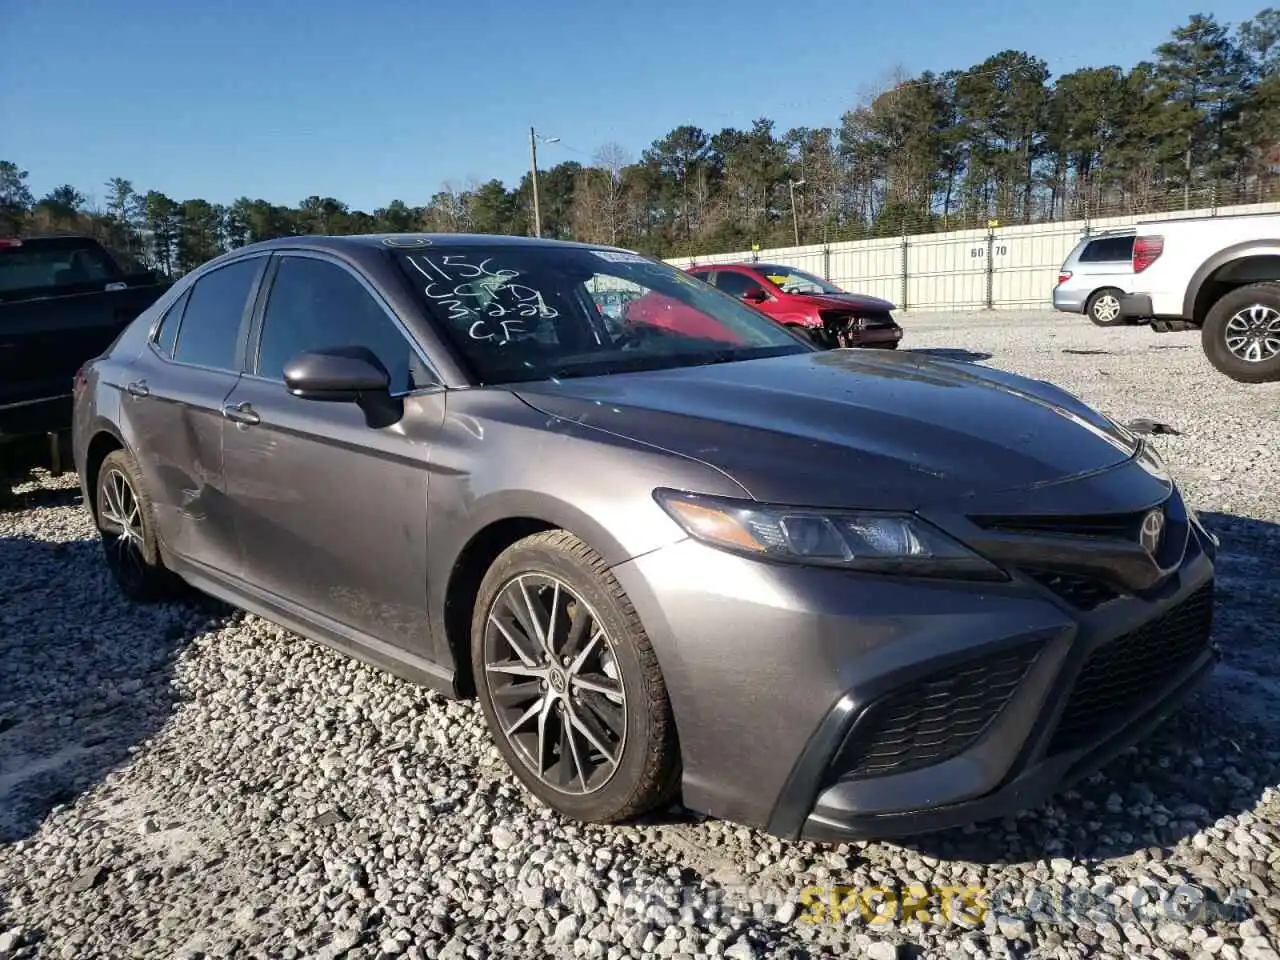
[1140,508,1165,555]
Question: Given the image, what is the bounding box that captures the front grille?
[971,510,1147,541]
[831,643,1042,780]
[1046,581,1215,755]
[1024,568,1122,610]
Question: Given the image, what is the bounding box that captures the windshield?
[395,245,813,385]
[0,238,123,295]
[756,264,844,296]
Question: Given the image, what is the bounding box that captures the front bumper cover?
[764,529,1218,842]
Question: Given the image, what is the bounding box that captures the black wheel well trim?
[763,628,1060,840]
[84,427,127,518]
[442,516,561,698]
[1182,241,1280,322]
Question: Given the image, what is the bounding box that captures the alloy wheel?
[482,573,627,795]
[98,467,147,589]
[1092,294,1121,324]
[1224,303,1280,364]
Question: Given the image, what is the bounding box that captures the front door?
[712,268,784,322]
[220,252,444,656]
[121,255,266,575]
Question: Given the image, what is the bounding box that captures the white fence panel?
[829,239,899,303]
[663,200,1280,312]
[908,232,987,309]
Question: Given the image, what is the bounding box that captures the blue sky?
[1,0,1267,212]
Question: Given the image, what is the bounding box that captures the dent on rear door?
[120,353,242,570]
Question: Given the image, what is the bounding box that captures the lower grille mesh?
[1047,581,1215,755]
[831,644,1042,780]
[1024,568,1122,610]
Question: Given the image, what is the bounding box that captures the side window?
[152,289,190,358]
[1079,237,1134,263]
[256,256,423,394]
[172,258,262,371]
[714,271,764,297]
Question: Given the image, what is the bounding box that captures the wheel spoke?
[563,710,590,788]
[560,603,592,662]
[572,673,623,704]
[576,689,625,739]
[534,694,556,776]
[489,612,541,667]
[485,658,544,678]
[565,700,619,769]
[491,679,542,702]
[503,697,544,738]
[511,577,547,649]
[545,580,561,656]
[568,628,604,676]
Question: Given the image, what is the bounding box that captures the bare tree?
[593,142,630,245]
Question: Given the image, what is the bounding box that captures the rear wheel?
[471,530,680,823]
[1086,288,1125,327]
[95,449,184,602]
[1201,282,1280,384]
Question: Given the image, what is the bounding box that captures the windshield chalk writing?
[405,254,559,341]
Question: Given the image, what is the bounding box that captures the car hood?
[512,350,1145,511]
[797,292,897,313]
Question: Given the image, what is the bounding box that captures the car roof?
[229,233,635,257]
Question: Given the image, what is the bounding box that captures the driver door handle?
[126,380,150,398]
[221,401,260,426]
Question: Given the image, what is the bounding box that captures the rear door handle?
[126,380,150,398]
[221,401,260,426]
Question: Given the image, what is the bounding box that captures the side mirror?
[283,346,390,402]
[741,286,770,304]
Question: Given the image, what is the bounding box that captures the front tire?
[1086,288,1125,327]
[95,449,183,602]
[471,530,680,824]
[1201,282,1280,384]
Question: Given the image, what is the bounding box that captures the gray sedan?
[71,234,1220,842]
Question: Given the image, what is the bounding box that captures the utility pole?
[529,127,561,239]
[788,178,805,246]
[530,127,542,238]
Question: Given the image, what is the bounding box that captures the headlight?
[653,489,1006,580]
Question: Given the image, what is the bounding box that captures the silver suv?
[1052,231,1136,326]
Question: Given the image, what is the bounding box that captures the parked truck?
[1,235,171,487]
[1117,211,1280,383]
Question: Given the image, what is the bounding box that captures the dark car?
[1,234,170,477]
[72,234,1219,843]
[686,261,902,349]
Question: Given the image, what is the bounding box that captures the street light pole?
[529,127,561,238]
[789,178,806,246]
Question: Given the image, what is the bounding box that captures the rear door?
[121,254,268,575]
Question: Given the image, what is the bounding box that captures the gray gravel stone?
[1,315,1279,959]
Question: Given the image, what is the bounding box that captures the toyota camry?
[71,234,1219,842]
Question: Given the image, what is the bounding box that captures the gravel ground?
[1,310,1278,960]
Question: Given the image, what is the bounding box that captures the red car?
[686,262,902,349]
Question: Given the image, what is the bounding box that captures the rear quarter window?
[1078,236,1135,263]
[171,258,263,371]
